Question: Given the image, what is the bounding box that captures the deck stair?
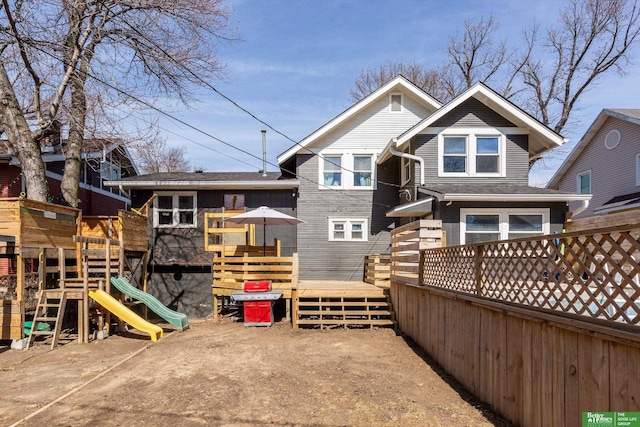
[26,290,68,349]
[295,281,395,329]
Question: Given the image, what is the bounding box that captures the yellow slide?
[89,289,164,342]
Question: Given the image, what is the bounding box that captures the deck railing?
[363,254,391,286]
[421,226,640,328]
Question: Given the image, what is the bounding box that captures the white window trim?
[389,93,403,112]
[576,170,592,194]
[636,154,640,186]
[318,151,377,190]
[153,191,197,228]
[459,208,550,245]
[438,128,506,177]
[328,217,368,242]
[401,155,411,185]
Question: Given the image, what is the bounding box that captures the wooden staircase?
[26,290,68,349]
[294,282,395,329]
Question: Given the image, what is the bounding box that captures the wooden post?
[81,241,89,343]
[291,253,299,327]
[105,236,111,291]
[474,244,483,297]
[58,248,66,283]
[38,248,45,291]
[17,254,25,339]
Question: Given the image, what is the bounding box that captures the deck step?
[296,319,395,326]
[295,294,395,329]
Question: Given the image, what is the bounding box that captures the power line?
[99,2,403,190]
[18,28,397,208]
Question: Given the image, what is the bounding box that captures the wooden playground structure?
[0,197,152,347]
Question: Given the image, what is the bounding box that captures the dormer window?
[390,94,402,112]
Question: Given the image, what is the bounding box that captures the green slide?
[110,276,189,330]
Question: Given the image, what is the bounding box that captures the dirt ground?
[1,317,510,427]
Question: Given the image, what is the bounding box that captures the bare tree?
[133,137,192,174]
[522,0,640,134]
[352,0,640,138]
[0,0,236,205]
[350,61,449,103]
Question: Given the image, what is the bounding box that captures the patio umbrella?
[226,206,305,255]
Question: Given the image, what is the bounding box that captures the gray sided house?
[278,76,442,279]
[278,77,589,273]
[110,172,299,318]
[378,83,591,245]
[547,109,640,218]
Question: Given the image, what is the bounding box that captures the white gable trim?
[390,83,564,151]
[276,75,441,164]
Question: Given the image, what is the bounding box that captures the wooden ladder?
[26,290,68,350]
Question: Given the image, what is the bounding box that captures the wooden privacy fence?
[391,211,640,426]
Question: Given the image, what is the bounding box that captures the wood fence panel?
[505,317,524,423]
[564,330,580,427]
[628,346,640,412]
[528,319,549,427]
[609,342,629,411]
[392,282,640,426]
[551,325,567,426]
[522,319,534,426]
[539,324,555,427]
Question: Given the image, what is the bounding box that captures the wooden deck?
[297,280,388,296]
[294,280,395,329]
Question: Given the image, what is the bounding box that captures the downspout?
[570,199,590,218]
[389,138,424,186]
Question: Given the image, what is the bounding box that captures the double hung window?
[328,218,368,241]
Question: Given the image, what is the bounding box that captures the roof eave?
[396,83,564,152]
[106,179,300,190]
[439,193,592,202]
[277,76,442,165]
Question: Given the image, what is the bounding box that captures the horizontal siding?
[296,154,398,280]
[431,98,516,128]
[133,189,299,266]
[557,116,640,218]
[312,90,433,152]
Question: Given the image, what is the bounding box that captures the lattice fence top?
[421,228,640,329]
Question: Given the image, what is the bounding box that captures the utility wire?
[100,3,403,190]
[24,41,395,209]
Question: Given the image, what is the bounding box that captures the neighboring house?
[278,76,590,279]
[109,172,300,317]
[0,137,138,276]
[547,109,640,219]
[0,138,137,215]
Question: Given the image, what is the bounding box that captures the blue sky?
[153,0,640,185]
